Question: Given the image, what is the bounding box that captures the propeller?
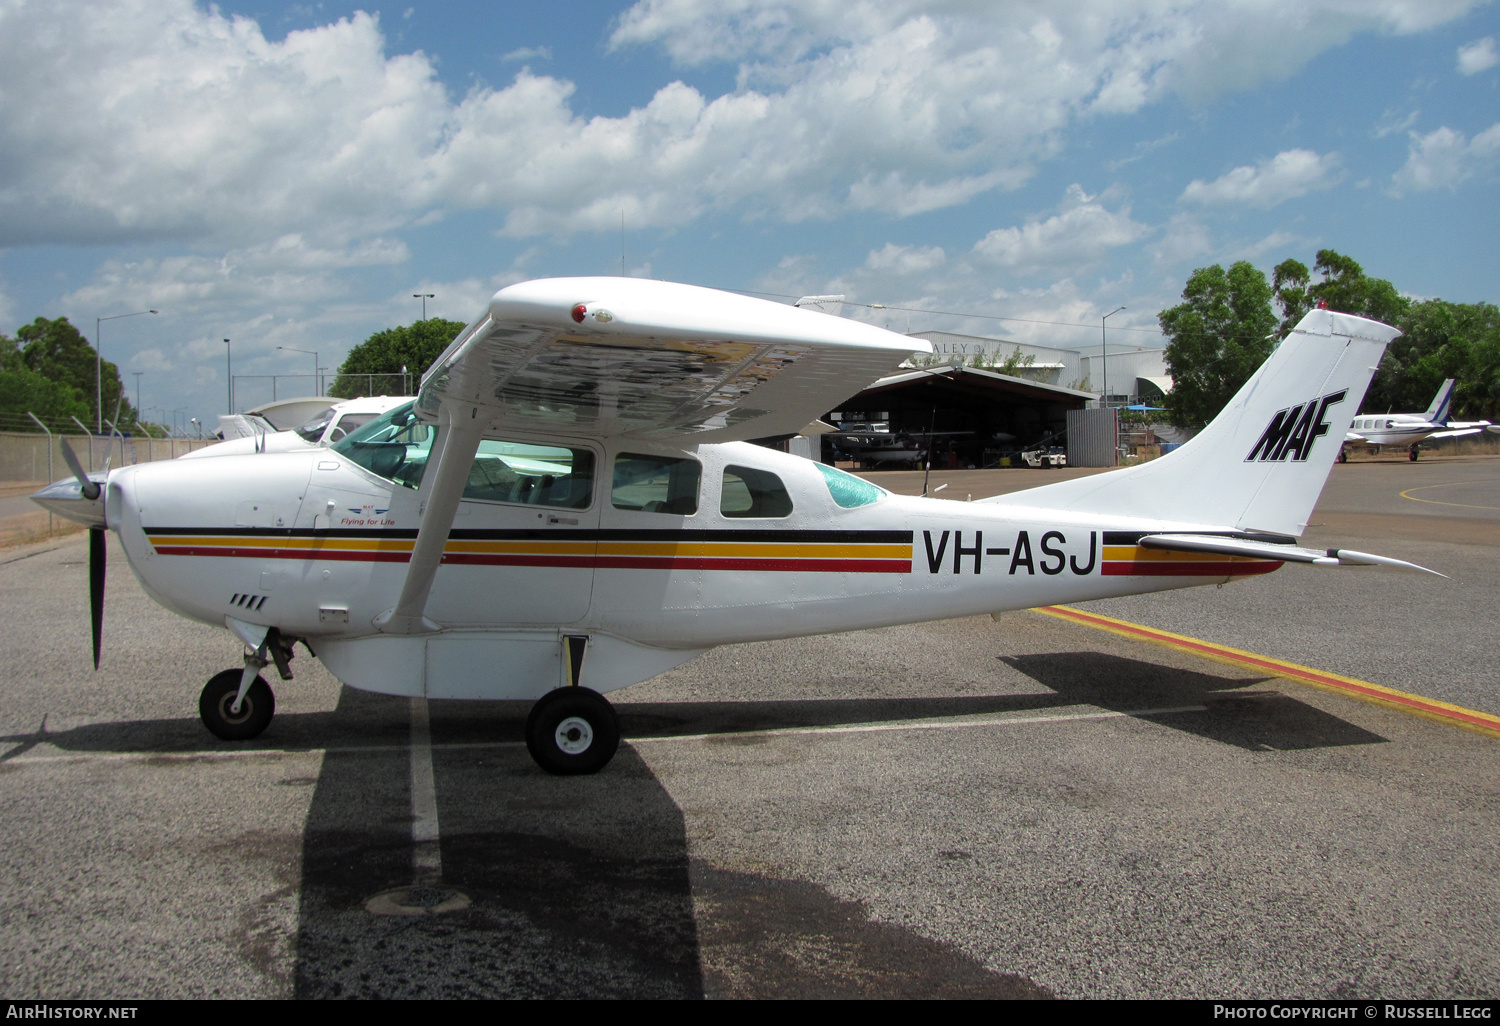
[58,437,106,669]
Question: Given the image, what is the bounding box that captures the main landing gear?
[525,687,621,775]
[196,630,623,775]
[1409,443,1421,462]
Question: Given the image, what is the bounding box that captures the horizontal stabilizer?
[1140,534,1445,576]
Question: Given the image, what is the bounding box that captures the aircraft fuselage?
[99,438,1277,701]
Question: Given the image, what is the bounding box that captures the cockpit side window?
[721,465,793,518]
[466,441,594,509]
[612,453,701,515]
[330,405,596,506]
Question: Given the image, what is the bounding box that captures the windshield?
[293,408,336,443]
[329,401,432,488]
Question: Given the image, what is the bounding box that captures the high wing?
[416,277,927,444]
[380,277,929,634]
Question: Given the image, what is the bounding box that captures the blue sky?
[0,0,1496,428]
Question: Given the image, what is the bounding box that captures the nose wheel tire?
[525,687,620,775]
[200,669,275,741]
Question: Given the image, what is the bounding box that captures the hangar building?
[824,365,1095,469]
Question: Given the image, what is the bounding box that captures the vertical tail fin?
[1423,379,1456,425]
[983,309,1400,537]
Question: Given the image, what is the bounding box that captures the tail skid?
[982,309,1401,538]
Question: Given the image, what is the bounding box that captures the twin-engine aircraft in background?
[33,279,1440,775]
[1341,378,1496,461]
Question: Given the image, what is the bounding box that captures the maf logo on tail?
[1246,390,1347,462]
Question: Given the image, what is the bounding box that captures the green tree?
[1158,261,1278,429]
[15,316,136,429]
[1367,300,1500,418]
[1271,250,1409,336]
[0,366,91,428]
[328,318,467,399]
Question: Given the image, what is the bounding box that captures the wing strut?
[375,403,484,635]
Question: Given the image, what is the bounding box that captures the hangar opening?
[822,367,1094,469]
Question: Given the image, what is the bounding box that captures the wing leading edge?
[417,278,928,444]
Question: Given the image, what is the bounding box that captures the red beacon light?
[571,303,587,323]
[1317,299,1328,309]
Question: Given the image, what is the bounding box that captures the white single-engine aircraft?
[33,278,1441,775]
[1341,378,1495,461]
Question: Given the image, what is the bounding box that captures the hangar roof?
[858,366,1096,404]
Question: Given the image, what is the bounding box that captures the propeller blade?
[59,438,101,500]
[89,527,106,670]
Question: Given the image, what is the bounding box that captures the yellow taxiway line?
[1034,604,1500,740]
[1398,483,1500,511]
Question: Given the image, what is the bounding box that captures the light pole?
[277,346,320,396]
[224,339,232,413]
[96,309,157,432]
[1101,306,1125,408]
[413,293,434,320]
[132,372,143,421]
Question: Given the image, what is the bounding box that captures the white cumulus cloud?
[0,0,1485,252]
[1457,36,1498,75]
[1180,149,1342,207]
[1391,123,1500,192]
[972,185,1148,274]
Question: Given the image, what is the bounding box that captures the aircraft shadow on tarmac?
[1000,652,1388,752]
[0,647,1386,760]
[0,654,1381,997]
[295,688,1052,999]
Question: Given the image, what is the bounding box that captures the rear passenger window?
[721,465,793,518]
[612,453,701,515]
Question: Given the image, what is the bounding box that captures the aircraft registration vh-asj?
[33,278,1441,775]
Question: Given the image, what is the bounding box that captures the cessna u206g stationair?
[33,278,1440,774]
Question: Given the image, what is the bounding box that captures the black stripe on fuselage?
[144,526,915,544]
[1101,530,1298,546]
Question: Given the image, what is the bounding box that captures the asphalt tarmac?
[1,457,1496,999]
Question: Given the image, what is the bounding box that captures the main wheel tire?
[1409,446,1420,461]
[1338,449,1348,463]
[525,687,620,775]
[200,669,275,741]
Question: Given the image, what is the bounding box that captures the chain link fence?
[0,430,217,484]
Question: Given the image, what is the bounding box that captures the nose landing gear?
[198,627,298,741]
[200,669,275,740]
